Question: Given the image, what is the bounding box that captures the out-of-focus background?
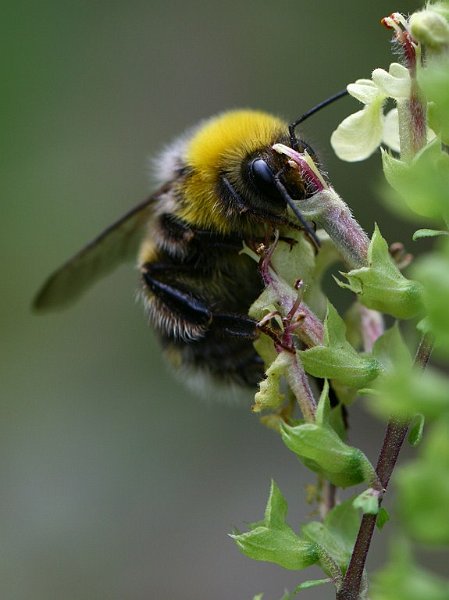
[3,1,442,599]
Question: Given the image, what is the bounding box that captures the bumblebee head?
[181,110,321,237]
[244,132,319,209]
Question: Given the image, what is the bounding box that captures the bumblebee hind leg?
[141,262,264,387]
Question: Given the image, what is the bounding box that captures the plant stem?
[336,333,433,600]
[320,481,337,519]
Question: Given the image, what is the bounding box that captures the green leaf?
[281,422,377,488]
[370,364,449,421]
[292,578,332,593]
[382,142,449,221]
[301,521,346,571]
[315,379,331,426]
[336,225,424,319]
[396,419,449,545]
[372,323,412,374]
[249,286,281,322]
[324,497,360,553]
[413,228,449,240]
[271,230,316,291]
[264,478,288,528]
[231,481,319,570]
[303,234,340,320]
[371,539,449,600]
[419,55,449,144]
[376,507,390,530]
[413,242,449,355]
[423,416,449,468]
[408,414,425,446]
[353,488,381,515]
[299,303,381,389]
[301,498,360,573]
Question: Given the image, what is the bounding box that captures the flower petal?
[382,108,401,152]
[347,79,381,104]
[372,63,411,99]
[331,99,385,162]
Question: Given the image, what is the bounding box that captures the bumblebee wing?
[33,192,163,312]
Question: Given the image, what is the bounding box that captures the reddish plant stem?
[336,333,433,600]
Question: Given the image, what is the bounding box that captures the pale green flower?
[330,63,411,162]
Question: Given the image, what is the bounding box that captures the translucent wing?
[33,191,164,312]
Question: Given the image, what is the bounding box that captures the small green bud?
[337,225,424,319]
[410,9,449,50]
[281,421,376,488]
[353,488,382,515]
[300,303,381,389]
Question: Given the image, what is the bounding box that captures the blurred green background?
[3,1,441,599]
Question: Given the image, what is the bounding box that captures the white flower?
[330,63,411,162]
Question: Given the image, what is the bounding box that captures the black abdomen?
[140,213,265,387]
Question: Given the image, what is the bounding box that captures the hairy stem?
[336,333,433,600]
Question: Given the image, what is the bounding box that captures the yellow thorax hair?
[179,110,287,233]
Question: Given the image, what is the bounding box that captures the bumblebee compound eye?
[249,158,321,250]
[248,158,285,207]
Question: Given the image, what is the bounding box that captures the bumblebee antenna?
[273,174,321,250]
[289,89,349,151]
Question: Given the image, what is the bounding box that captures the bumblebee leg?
[142,266,212,339]
[142,263,258,341]
[157,213,246,253]
[210,311,258,339]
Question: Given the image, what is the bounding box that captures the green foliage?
[336,225,424,319]
[376,507,390,530]
[408,414,425,447]
[413,240,449,354]
[419,55,449,143]
[281,384,377,488]
[290,578,332,594]
[300,302,380,389]
[412,228,449,240]
[270,231,316,292]
[281,421,375,488]
[370,541,449,600]
[239,5,449,598]
[396,417,449,545]
[302,497,360,571]
[382,142,449,221]
[371,322,412,374]
[370,364,449,420]
[231,481,319,570]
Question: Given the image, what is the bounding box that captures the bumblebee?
[34,110,322,389]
